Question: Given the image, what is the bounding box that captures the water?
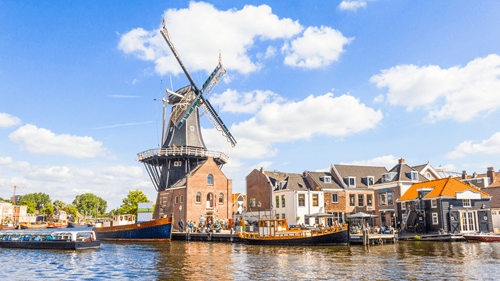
[1,241,500,280]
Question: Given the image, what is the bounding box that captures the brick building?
[152,157,232,229]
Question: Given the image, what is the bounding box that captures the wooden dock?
[349,233,397,245]
[172,231,243,242]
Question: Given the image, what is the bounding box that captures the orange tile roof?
[398,177,491,201]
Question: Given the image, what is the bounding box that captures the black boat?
[0,230,100,250]
[238,218,350,246]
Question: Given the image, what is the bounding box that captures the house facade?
[232,193,246,215]
[398,177,493,234]
[153,157,232,229]
[0,201,35,224]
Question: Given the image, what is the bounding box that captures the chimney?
[260,167,264,173]
[398,158,405,164]
[462,170,467,179]
[487,167,495,184]
[472,172,477,178]
[303,171,307,177]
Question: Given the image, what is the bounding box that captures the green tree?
[18,193,51,210]
[17,199,36,214]
[117,189,149,217]
[0,197,13,204]
[41,202,54,216]
[62,205,79,222]
[72,193,107,217]
[53,200,66,210]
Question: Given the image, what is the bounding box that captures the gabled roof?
[232,193,246,203]
[307,171,339,190]
[398,177,491,201]
[483,187,500,208]
[331,164,388,189]
[284,174,313,191]
[412,164,427,173]
[387,163,428,182]
[263,170,300,188]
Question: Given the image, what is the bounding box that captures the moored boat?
[93,214,172,242]
[0,230,100,250]
[238,218,350,246]
[18,222,49,229]
[464,232,500,242]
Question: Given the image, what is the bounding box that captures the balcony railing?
[136,147,229,162]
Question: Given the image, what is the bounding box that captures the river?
[1,241,500,280]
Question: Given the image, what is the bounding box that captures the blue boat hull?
[94,218,172,242]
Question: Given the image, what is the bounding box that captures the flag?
[214,193,217,207]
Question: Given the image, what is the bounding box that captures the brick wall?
[246,169,272,211]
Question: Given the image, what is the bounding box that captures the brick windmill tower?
[137,13,236,226]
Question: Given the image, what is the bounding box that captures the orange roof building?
[397,177,493,234]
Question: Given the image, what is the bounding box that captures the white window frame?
[463,199,471,208]
[401,202,406,210]
[431,199,437,208]
[322,176,332,183]
[349,194,356,207]
[298,194,305,207]
[432,212,438,225]
[332,193,338,203]
[367,194,373,207]
[411,171,418,181]
[426,172,431,179]
[348,177,356,187]
[367,176,374,186]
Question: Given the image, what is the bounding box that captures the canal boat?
[0,230,100,250]
[93,214,173,242]
[18,222,49,229]
[464,232,500,242]
[237,218,350,246]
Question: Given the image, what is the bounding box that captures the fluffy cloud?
[118,2,303,75]
[204,90,382,160]
[282,26,352,69]
[0,113,21,128]
[341,155,398,168]
[210,89,285,114]
[0,157,13,165]
[370,54,500,121]
[27,166,95,182]
[338,1,367,11]
[447,132,500,159]
[9,124,109,158]
[8,161,30,172]
[102,166,143,178]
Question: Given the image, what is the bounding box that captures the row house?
[398,177,493,234]
[0,201,36,224]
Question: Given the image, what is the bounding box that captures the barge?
[0,230,100,250]
[93,214,172,242]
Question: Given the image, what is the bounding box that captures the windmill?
[136,13,237,197]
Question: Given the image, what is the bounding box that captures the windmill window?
[196,192,201,203]
[207,174,213,185]
[174,161,181,167]
[170,127,173,132]
[190,126,195,131]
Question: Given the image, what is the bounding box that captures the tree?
[0,197,13,204]
[41,202,54,216]
[117,190,149,217]
[62,205,79,222]
[72,193,107,217]
[53,200,66,210]
[17,199,36,214]
[18,193,51,210]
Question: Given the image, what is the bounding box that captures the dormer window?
[381,173,389,183]
[276,181,287,189]
[321,176,332,183]
[345,177,356,187]
[411,171,418,181]
[366,176,374,186]
[298,182,304,188]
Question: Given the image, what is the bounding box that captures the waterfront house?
[232,193,246,215]
[0,201,35,224]
[398,177,493,234]
[373,159,429,228]
[306,165,388,225]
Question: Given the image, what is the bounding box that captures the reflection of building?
[0,201,36,224]
[398,178,493,234]
[232,193,246,215]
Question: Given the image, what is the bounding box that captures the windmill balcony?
[136,147,229,163]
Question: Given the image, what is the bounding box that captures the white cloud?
[27,166,95,182]
[282,26,352,69]
[370,54,500,121]
[8,161,30,172]
[0,113,21,128]
[341,155,398,168]
[210,89,285,114]
[338,1,367,12]
[102,166,143,178]
[373,94,384,103]
[0,157,13,165]
[204,90,382,161]
[118,2,303,75]
[265,46,277,59]
[9,124,109,158]
[447,132,500,159]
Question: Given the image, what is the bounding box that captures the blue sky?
[1,0,500,210]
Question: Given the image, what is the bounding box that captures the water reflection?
[2,241,500,280]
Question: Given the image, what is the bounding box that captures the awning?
[346,212,378,219]
[305,212,337,218]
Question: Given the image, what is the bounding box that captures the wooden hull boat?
[464,232,500,242]
[18,222,48,229]
[94,217,172,242]
[238,218,350,246]
[47,222,67,228]
[0,230,100,250]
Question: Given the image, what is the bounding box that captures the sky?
[1,0,500,210]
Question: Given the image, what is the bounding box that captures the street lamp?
[179,204,183,232]
[258,201,261,220]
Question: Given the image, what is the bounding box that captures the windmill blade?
[201,62,226,97]
[200,96,237,148]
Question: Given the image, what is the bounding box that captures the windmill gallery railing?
[136,147,229,163]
